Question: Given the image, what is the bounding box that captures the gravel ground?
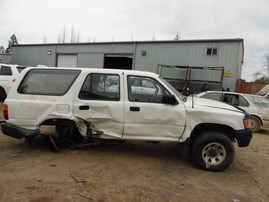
[0,105,268,202]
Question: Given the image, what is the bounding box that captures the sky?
[0,0,268,81]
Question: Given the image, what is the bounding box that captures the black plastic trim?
[1,122,39,139]
[234,128,252,147]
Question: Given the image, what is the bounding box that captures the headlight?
[243,114,251,129]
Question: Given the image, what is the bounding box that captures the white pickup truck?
[0,67,252,171]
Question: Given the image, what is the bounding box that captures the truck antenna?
[192,94,194,108]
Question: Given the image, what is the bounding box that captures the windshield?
[244,95,269,108]
[159,76,186,101]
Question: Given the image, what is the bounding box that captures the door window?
[127,76,169,103]
[79,73,120,101]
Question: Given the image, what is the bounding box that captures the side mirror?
[162,94,178,105]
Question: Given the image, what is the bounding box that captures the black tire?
[250,116,261,133]
[191,131,235,172]
[0,87,7,102]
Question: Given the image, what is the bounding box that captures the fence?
[236,80,267,94]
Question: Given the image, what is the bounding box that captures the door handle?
[79,105,89,110]
[130,106,140,112]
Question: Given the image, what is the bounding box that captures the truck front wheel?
[191,131,235,172]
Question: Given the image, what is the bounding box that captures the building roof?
[13,38,244,47]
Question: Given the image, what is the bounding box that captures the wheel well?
[250,115,263,126]
[0,86,7,101]
[41,119,77,128]
[189,123,235,147]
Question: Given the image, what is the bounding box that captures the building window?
[207,48,218,56]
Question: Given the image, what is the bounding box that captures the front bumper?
[1,122,39,139]
[234,128,252,147]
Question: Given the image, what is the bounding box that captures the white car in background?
[0,63,26,101]
[195,91,269,132]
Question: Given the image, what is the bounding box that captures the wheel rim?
[202,142,227,166]
[250,118,258,131]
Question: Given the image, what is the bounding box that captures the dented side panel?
[73,101,124,138]
[73,72,125,139]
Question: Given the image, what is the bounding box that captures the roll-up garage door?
[57,55,77,67]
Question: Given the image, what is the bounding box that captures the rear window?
[245,95,269,108]
[18,69,81,96]
[201,92,222,101]
[0,65,12,76]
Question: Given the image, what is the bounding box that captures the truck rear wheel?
[191,131,235,172]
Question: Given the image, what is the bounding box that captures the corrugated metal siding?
[0,54,11,63]
[133,41,242,91]
[11,40,243,91]
[134,42,240,71]
[12,45,56,66]
[191,69,222,82]
[159,68,187,80]
[78,53,104,68]
[56,44,134,54]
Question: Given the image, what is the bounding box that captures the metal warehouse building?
[12,38,244,92]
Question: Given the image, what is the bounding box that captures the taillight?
[3,104,8,120]
[12,79,16,83]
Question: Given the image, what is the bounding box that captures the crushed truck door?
[73,72,124,138]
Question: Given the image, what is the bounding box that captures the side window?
[222,94,239,106]
[201,93,222,101]
[79,73,120,101]
[18,69,81,95]
[239,96,249,107]
[231,95,239,106]
[0,66,12,76]
[223,94,232,104]
[127,76,169,103]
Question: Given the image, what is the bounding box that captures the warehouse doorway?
[104,55,133,70]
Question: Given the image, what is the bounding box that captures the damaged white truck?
[1,67,252,171]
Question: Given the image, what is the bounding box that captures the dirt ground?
[0,107,268,202]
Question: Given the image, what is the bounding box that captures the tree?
[70,25,75,43]
[253,54,269,81]
[174,32,181,40]
[6,34,18,53]
[0,46,5,53]
[254,77,269,83]
[58,25,81,43]
[76,29,80,43]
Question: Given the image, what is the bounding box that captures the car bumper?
[262,119,269,128]
[0,122,39,139]
[234,128,252,147]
